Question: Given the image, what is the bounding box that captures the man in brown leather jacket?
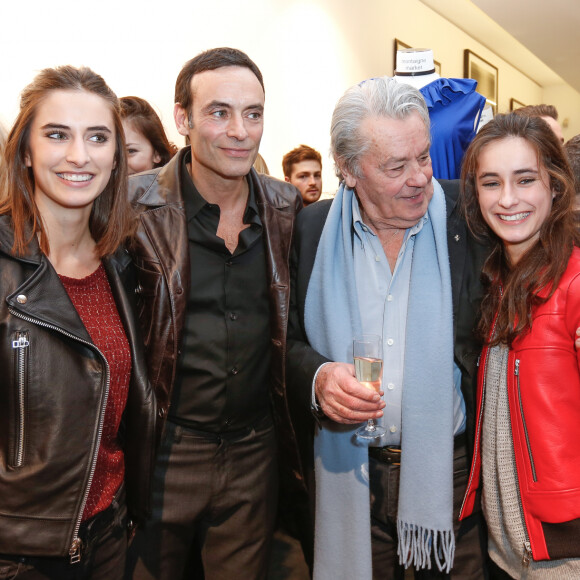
[125,48,305,580]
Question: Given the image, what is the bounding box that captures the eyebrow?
[202,100,264,113]
[383,146,431,167]
[40,122,113,133]
[478,168,539,179]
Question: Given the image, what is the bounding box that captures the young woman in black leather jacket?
[0,66,156,580]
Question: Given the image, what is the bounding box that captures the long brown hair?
[120,96,178,166]
[0,65,132,257]
[461,113,578,346]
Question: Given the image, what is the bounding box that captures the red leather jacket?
[460,247,580,561]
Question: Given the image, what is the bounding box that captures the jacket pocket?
[515,358,537,482]
[9,331,29,468]
[133,262,163,347]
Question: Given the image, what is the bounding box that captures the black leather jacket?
[0,216,157,558]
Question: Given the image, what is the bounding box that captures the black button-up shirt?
[168,151,271,433]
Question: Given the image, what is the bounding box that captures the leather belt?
[368,432,467,465]
[368,446,401,465]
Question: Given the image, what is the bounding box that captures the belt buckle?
[386,446,401,466]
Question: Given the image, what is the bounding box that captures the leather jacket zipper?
[9,308,110,564]
[522,540,533,567]
[514,359,537,482]
[513,358,534,566]
[11,331,29,467]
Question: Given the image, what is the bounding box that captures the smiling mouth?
[223,148,250,157]
[57,173,93,182]
[498,212,530,221]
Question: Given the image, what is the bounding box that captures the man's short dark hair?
[513,104,559,121]
[565,134,580,196]
[282,145,322,178]
[174,47,264,115]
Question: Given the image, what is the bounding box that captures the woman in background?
[0,66,156,579]
[120,96,177,175]
[459,113,580,579]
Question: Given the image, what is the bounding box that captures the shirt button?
[231,367,239,375]
[387,295,393,302]
[229,312,238,321]
[226,260,233,267]
[387,383,395,390]
[17,294,27,304]
[386,338,394,346]
[389,425,397,433]
[375,255,381,262]
[225,418,232,427]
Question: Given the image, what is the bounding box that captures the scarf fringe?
[397,521,455,573]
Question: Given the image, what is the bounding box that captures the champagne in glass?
[354,334,386,441]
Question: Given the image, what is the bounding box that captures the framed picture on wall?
[394,39,441,76]
[510,98,526,111]
[464,50,498,113]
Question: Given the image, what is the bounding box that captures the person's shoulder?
[294,199,332,250]
[129,150,184,207]
[563,247,580,281]
[297,198,332,228]
[129,169,161,202]
[254,171,301,210]
[436,178,460,203]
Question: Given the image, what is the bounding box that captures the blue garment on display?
[420,78,486,180]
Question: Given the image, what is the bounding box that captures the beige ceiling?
[420,0,580,93]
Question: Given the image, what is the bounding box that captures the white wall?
[1,0,578,194]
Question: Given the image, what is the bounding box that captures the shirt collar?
[352,194,428,241]
[181,148,260,225]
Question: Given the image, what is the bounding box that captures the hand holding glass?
[353,334,385,441]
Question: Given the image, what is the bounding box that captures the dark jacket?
[285,180,489,553]
[0,216,157,558]
[128,148,307,504]
[461,247,580,561]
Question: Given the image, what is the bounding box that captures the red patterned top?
[59,263,131,521]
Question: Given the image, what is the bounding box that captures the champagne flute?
[353,334,385,441]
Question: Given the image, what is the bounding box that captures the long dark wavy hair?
[0,65,132,257]
[461,113,579,347]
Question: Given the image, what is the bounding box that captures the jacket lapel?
[6,255,93,343]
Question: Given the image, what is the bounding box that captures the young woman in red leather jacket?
[459,113,580,579]
[0,66,156,580]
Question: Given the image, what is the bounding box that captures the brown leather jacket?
[129,148,307,496]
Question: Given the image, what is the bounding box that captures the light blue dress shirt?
[350,196,465,446]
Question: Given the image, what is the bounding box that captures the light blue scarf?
[304,180,455,578]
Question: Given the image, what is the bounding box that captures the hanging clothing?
[420,78,486,179]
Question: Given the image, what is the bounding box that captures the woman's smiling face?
[476,136,553,264]
[25,89,116,218]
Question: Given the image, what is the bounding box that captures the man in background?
[283,144,323,206]
[514,103,564,143]
[564,134,580,209]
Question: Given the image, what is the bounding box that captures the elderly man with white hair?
[286,77,489,579]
